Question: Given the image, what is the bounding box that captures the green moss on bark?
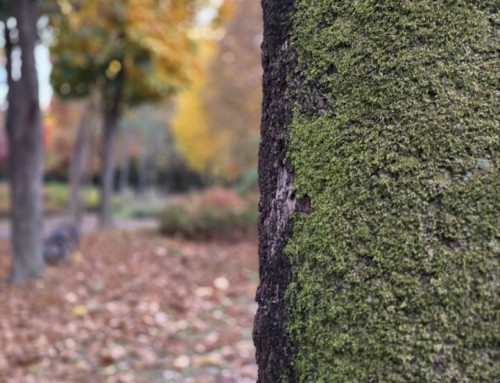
[285,1,499,382]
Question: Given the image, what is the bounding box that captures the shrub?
[116,199,165,219]
[45,183,102,213]
[159,188,257,240]
[0,182,100,216]
[159,203,196,237]
[44,182,69,207]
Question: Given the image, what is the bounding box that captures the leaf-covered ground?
[0,230,258,383]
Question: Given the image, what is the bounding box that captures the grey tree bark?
[5,0,44,284]
[118,156,130,196]
[118,130,131,196]
[136,155,149,199]
[98,78,123,228]
[253,1,296,382]
[68,101,93,227]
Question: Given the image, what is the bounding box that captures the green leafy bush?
[159,203,195,237]
[159,188,257,240]
[0,182,100,216]
[44,183,101,212]
[44,182,68,207]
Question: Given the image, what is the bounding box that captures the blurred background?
[0,0,262,222]
[0,0,262,382]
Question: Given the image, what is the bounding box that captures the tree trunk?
[255,1,498,382]
[136,155,148,199]
[68,101,93,227]
[252,1,296,382]
[118,156,130,196]
[118,131,130,196]
[5,0,44,284]
[98,82,122,229]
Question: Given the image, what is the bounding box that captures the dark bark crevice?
[253,1,298,382]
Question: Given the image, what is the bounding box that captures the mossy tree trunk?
[254,1,498,382]
[5,0,45,284]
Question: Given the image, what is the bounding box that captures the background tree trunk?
[255,1,498,382]
[98,84,122,228]
[68,101,93,227]
[5,0,44,284]
[118,156,130,196]
[136,155,149,199]
[118,130,131,197]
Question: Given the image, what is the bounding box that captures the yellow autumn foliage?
[171,41,230,178]
[51,0,200,102]
[172,0,262,181]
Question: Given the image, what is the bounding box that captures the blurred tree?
[50,0,200,227]
[172,40,227,178]
[203,0,262,179]
[119,104,175,197]
[43,95,97,226]
[172,0,262,181]
[67,96,96,226]
[0,0,45,284]
[117,125,132,196]
[44,96,84,176]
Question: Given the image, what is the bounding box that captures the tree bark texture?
[68,101,93,227]
[98,80,123,229]
[253,1,297,382]
[5,0,45,284]
[255,1,498,382]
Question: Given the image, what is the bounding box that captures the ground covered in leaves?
[0,230,258,383]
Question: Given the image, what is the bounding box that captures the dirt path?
[0,214,158,240]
